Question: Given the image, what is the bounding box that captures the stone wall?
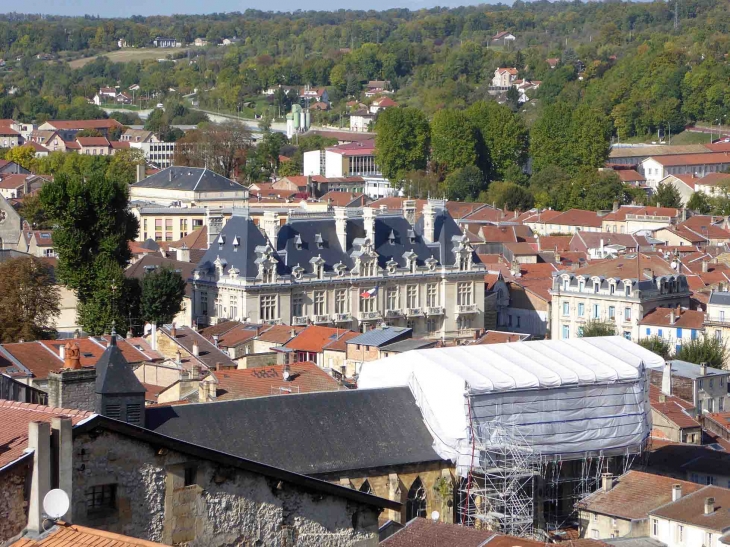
[47,369,96,412]
[72,428,380,547]
[0,459,30,543]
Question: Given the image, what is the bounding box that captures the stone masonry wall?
[47,369,96,412]
[72,428,379,547]
[0,459,30,543]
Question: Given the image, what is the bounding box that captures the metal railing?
[359,311,382,321]
[313,314,331,324]
[427,306,445,316]
[292,316,309,326]
[457,304,479,314]
[334,313,352,322]
[406,307,423,317]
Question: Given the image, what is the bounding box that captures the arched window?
[405,477,427,522]
[359,480,372,495]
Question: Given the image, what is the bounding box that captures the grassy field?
[68,48,189,69]
[618,130,714,146]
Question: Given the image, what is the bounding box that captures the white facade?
[303,149,394,198]
[650,513,723,547]
[130,141,176,168]
[641,156,730,186]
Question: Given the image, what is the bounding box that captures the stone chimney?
[662,361,672,396]
[672,484,682,502]
[705,497,715,515]
[59,343,66,362]
[262,210,280,245]
[283,363,292,381]
[192,341,199,357]
[612,200,619,213]
[702,260,709,273]
[27,421,51,534]
[701,362,708,376]
[403,200,416,225]
[136,163,146,183]
[423,201,437,244]
[171,323,177,338]
[363,207,376,243]
[602,473,613,492]
[177,243,190,262]
[670,309,676,324]
[334,206,347,250]
[212,335,219,348]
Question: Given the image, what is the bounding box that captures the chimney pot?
[171,323,177,338]
[602,473,613,492]
[705,497,716,515]
[672,484,682,501]
[662,361,672,396]
[212,334,219,347]
[701,362,708,376]
[216,362,222,371]
[192,341,199,357]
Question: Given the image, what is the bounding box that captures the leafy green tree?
[529,165,571,209]
[140,268,186,326]
[39,173,139,303]
[649,183,683,209]
[582,170,625,211]
[78,258,138,335]
[675,336,728,369]
[5,145,36,171]
[277,159,301,177]
[0,257,59,342]
[374,107,431,182]
[18,193,50,229]
[530,102,574,173]
[506,86,520,111]
[570,105,612,170]
[430,108,481,174]
[639,336,673,360]
[105,148,146,185]
[442,166,484,201]
[466,101,528,182]
[580,320,617,337]
[687,192,712,214]
[486,181,535,211]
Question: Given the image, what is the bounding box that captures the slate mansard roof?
[195,207,478,280]
[132,166,246,193]
[145,386,443,475]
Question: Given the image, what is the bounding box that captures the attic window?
[388,230,396,245]
[217,234,225,250]
[315,233,324,249]
[295,234,303,250]
[233,236,240,252]
[407,229,416,244]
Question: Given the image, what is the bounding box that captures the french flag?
[360,286,378,299]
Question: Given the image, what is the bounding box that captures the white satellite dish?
[282,370,290,380]
[430,510,440,521]
[43,489,70,520]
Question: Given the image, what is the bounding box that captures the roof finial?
[110,322,117,346]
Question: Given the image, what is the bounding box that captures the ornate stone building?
[191,201,485,338]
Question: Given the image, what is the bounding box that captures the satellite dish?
[43,489,69,520]
[431,510,440,521]
[282,370,290,381]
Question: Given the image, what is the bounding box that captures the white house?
[492,67,518,88]
[349,110,376,132]
[641,154,730,186]
[639,306,704,355]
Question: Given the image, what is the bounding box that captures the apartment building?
[706,291,730,366]
[550,254,690,341]
[640,306,705,355]
[190,201,485,340]
[641,154,730,186]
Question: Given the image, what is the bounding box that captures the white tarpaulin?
[358,336,664,475]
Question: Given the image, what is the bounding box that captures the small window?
[127,404,142,425]
[184,465,197,487]
[86,484,117,513]
[652,519,658,536]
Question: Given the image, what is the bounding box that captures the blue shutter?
[677,327,683,339]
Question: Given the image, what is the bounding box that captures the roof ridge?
[649,483,714,516]
[0,399,94,417]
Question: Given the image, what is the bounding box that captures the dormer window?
[594,282,599,293]
[315,233,324,249]
[295,234,303,250]
[217,234,225,251]
[625,284,631,296]
[232,236,240,252]
[388,230,396,245]
[408,229,416,244]
[563,278,569,291]
[579,281,585,292]
[609,283,615,295]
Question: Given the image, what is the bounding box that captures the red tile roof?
[284,326,357,353]
[326,140,376,156]
[0,400,93,467]
[574,253,676,279]
[648,384,699,429]
[0,174,28,189]
[546,209,602,228]
[649,152,730,167]
[322,330,360,352]
[579,470,703,521]
[380,518,494,547]
[650,485,730,530]
[44,119,123,130]
[212,361,341,400]
[320,191,368,207]
[255,324,306,344]
[76,136,110,147]
[601,205,680,222]
[615,169,646,182]
[480,225,518,243]
[11,523,166,546]
[171,226,208,250]
[539,235,572,252]
[695,172,730,187]
[640,307,704,329]
[473,331,529,344]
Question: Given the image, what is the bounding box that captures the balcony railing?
[334,313,352,323]
[406,307,423,317]
[359,311,382,321]
[456,304,478,314]
[426,306,444,316]
[292,316,309,326]
[386,309,403,318]
[313,314,331,324]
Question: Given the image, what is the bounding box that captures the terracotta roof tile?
[650,485,730,530]
[547,208,603,228]
[320,190,368,207]
[572,253,676,279]
[579,470,703,521]
[539,235,572,252]
[76,136,110,147]
[212,361,341,400]
[11,523,166,546]
[472,331,529,344]
[614,169,646,182]
[44,119,123,130]
[255,324,305,344]
[284,326,357,353]
[649,152,730,167]
[322,330,360,352]
[0,400,93,467]
[640,307,705,329]
[380,518,495,547]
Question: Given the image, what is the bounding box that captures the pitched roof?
[125,254,196,297]
[640,307,704,329]
[0,174,29,189]
[615,169,646,182]
[11,524,166,547]
[95,335,146,395]
[348,326,412,347]
[648,153,730,167]
[571,254,677,279]
[200,322,260,348]
[539,235,572,252]
[320,191,368,207]
[695,172,730,187]
[325,139,376,156]
[322,330,360,352]
[212,362,341,400]
[650,485,730,530]
[380,518,494,547]
[132,167,245,192]
[146,386,442,475]
[472,331,530,344]
[648,383,700,429]
[284,326,357,353]
[0,400,93,468]
[43,119,122,130]
[709,291,730,306]
[610,144,710,159]
[255,324,305,344]
[379,338,438,353]
[160,325,236,370]
[547,209,602,228]
[76,136,110,147]
[579,470,703,521]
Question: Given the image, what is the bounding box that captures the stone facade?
[72,428,380,546]
[0,194,21,250]
[47,369,96,412]
[0,458,30,543]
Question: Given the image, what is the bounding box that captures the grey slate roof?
[709,291,730,306]
[667,360,729,379]
[348,326,412,348]
[132,166,245,192]
[95,335,146,395]
[145,386,443,475]
[125,255,197,297]
[379,338,438,353]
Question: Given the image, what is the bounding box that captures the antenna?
[43,489,70,520]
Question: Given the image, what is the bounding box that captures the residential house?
[703,411,730,450]
[282,325,357,368]
[0,124,22,148]
[612,168,646,185]
[706,290,730,366]
[491,67,519,87]
[569,231,649,259]
[369,96,398,114]
[321,330,360,376]
[693,172,730,197]
[193,37,208,46]
[23,140,49,157]
[92,86,117,105]
[492,31,516,43]
[350,109,376,132]
[502,263,556,338]
[152,36,181,47]
[0,194,22,250]
[654,174,698,205]
[17,229,56,258]
[526,209,603,235]
[364,80,392,97]
[640,306,704,355]
[0,159,30,175]
[655,216,730,248]
[578,471,703,540]
[121,128,159,143]
[344,326,412,376]
[648,359,730,416]
[600,205,680,234]
[198,361,342,401]
[77,136,113,155]
[0,174,48,200]
[546,57,560,69]
[130,166,249,207]
[38,119,124,140]
[649,383,702,443]
[550,255,690,341]
[641,154,730,186]
[144,386,449,526]
[299,86,329,105]
[321,191,369,207]
[648,485,730,547]
[471,330,530,344]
